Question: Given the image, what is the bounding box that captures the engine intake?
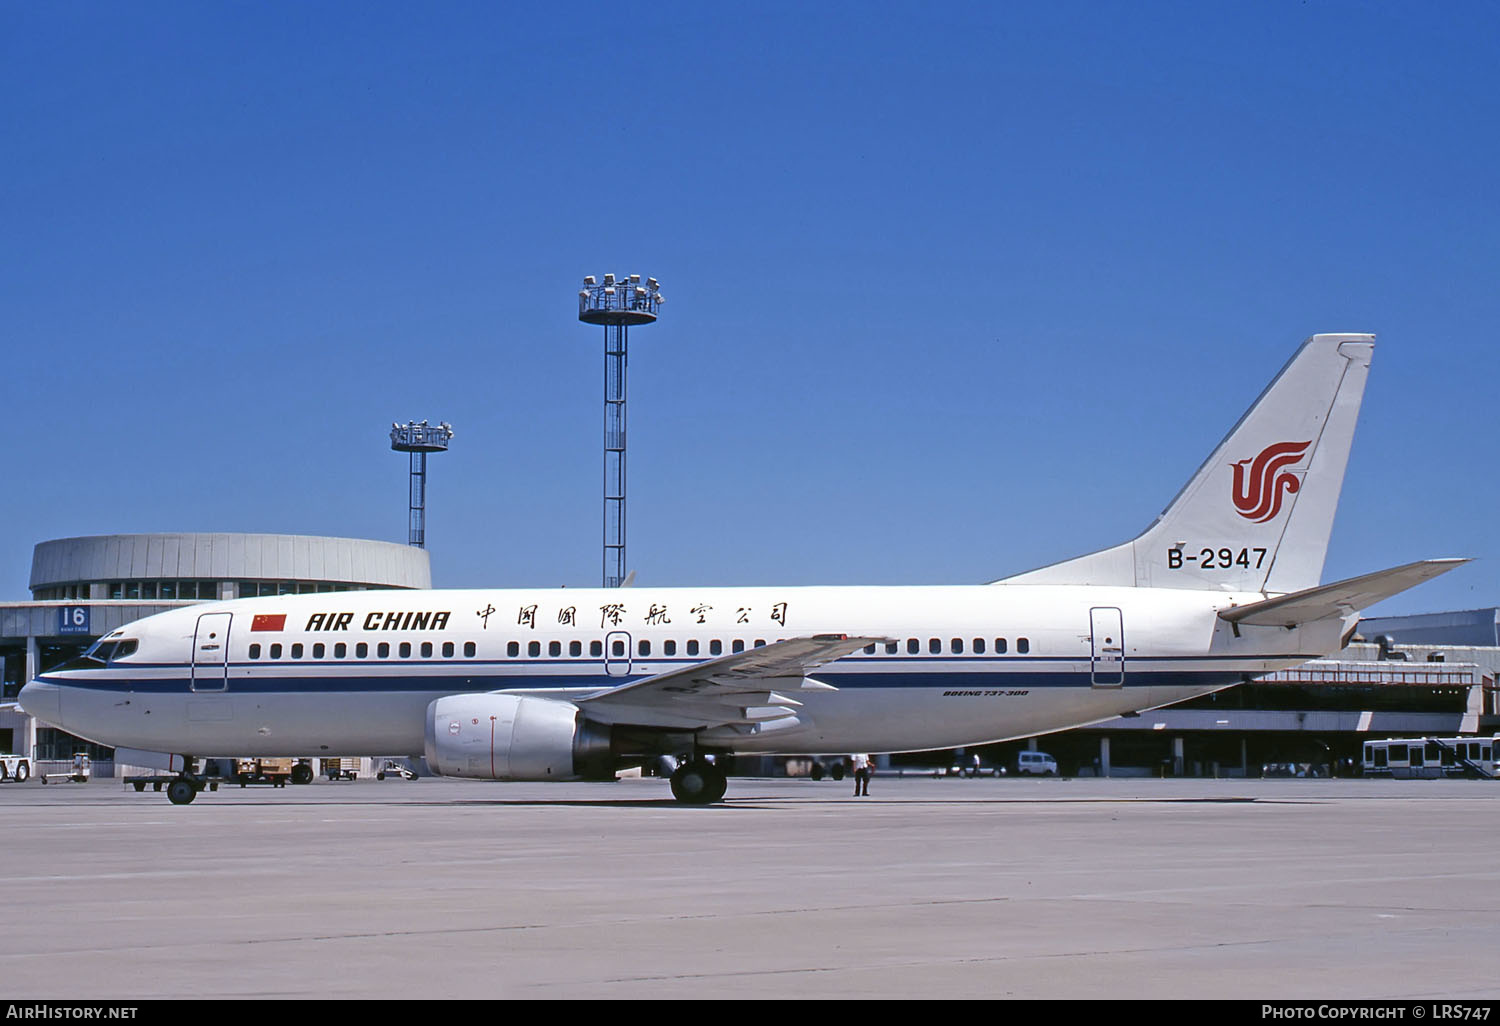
[424,694,612,780]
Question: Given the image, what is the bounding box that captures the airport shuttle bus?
[1362,737,1498,779]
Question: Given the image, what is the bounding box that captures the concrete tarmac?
[0,774,1497,1000]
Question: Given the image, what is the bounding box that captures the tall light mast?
[578,274,663,588]
[390,420,454,549]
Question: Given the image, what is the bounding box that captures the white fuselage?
[22,584,1345,761]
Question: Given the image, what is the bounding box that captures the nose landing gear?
[166,778,198,805]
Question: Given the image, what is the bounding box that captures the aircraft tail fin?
[996,333,1374,594]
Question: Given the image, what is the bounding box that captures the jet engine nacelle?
[424,694,611,780]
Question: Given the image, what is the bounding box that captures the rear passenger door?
[1089,607,1124,687]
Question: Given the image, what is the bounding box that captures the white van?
[1017,751,1058,776]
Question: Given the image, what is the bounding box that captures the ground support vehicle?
[0,754,31,783]
[375,759,417,780]
[322,757,359,781]
[39,753,90,784]
[234,757,293,787]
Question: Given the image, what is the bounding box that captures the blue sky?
[3,1,1496,615]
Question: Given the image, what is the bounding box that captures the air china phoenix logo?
[1231,440,1311,522]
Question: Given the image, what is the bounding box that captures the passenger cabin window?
[864,644,876,655]
[638,640,651,657]
[612,640,625,657]
[249,644,261,659]
[907,639,919,655]
[995,638,1007,654]
[710,640,722,656]
[313,643,325,658]
[291,643,304,659]
[1017,638,1030,654]
[928,638,940,655]
[270,644,283,659]
[377,642,390,658]
[590,641,603,657]
[356,643,368,658]
[464,642,476,657]
[335,642,347,658]
[528,641,540,657]
[885,642,898,655]
[569,641,582,657]
[422,641,433,658]
[732,640,745,654]
[973,639,985,654]
[442,642,454,658]
[687,640,700,656]
[951,638,962,654]
[549,641,561,657]
[507,642,519,657]
[400,642,411,658]
[664,640,676,656]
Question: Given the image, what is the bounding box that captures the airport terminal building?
[0,533,429,766]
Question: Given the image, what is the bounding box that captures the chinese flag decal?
[250,614,287,632]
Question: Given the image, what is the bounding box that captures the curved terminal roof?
[30,534,431,592]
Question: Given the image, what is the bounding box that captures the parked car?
[947,755,1002,777]
[1016,751,1058,776]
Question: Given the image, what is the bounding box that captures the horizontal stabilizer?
[1218,559,1469,628]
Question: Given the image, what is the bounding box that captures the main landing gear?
[669,759,728,805]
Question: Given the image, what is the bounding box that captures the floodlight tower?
[578,273,664,588]
[390,420,454,549]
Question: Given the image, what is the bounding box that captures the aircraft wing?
[575,634,881,731]
[1218,559,1469,628]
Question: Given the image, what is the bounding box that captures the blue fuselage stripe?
[39,664,1259,694]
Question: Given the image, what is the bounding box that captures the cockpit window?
[80,638,138,665]
[84,640,117,664]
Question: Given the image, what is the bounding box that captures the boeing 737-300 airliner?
[19,333,1466,804]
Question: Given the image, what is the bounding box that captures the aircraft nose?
[17,680,60,726]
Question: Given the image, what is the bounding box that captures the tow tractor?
[0,753,31,783]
